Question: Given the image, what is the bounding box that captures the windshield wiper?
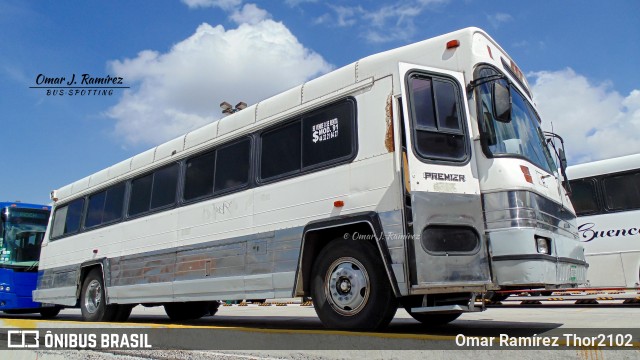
[467,74,507,92]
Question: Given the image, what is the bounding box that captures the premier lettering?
[423,172,466,182]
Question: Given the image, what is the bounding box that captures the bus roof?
[567,153,640,180]
[51,27,518,203]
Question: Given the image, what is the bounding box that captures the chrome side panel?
[33,264,79,306]
[484,190,588,287]
[411,191,491,286]
[378,210,408,295]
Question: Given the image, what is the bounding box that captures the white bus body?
[35,27,587,329]
[567,154,640,288]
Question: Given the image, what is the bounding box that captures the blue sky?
[1,0,639,204]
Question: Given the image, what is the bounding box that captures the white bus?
[34,27,587,330]
[567,154,640,288]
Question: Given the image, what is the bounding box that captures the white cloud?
[230,3,270,25]
[181,0,241,10]
[487,12,513,28]
[107,18,332,145]
[285,0,318,7]
[530,68,640,164]
[317,0,449,43]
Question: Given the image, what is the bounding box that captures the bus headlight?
[535,236,551,254]
[0,286,3,291]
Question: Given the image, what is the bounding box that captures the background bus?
[35,27,586,330]
[567,154,640,288]
[0,201,61,318]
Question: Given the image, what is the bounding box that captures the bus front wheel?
[80,268,118,322]
[311,239,397,330]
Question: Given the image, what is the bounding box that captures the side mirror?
[558,148,568,171]
[492,81,512,122]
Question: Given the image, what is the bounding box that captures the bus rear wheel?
[311,240,397,330]
[164,301,211,321]
[80,268,117,322]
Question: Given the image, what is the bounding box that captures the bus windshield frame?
[474,65,558,175]
[0,207,49,269]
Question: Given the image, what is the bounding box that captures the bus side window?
[602,171,640,211]
[568,178,600,215]
[407,74,467,162]
[51,198,85,239]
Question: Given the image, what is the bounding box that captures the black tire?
[40,307,61,319]
[486,291,509,302]
[207,301,220,316]
[249,299,266,304]
[80,268,118,322]
[311,240,398,330]
[164,302,209,321]
[113,304,134,322]
[539,291,553,297]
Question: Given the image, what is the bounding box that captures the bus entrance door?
[399,63,491,290]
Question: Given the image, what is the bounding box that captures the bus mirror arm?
[545,131,571,195]
[558,147,571,195]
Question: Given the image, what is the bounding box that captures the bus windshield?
[0,208,49,268]
[476,67,557,174]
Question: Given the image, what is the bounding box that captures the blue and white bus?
[0,201,61,318]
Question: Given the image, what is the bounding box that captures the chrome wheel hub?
[325,257,370,316]
[84,279,102,314]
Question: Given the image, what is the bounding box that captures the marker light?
[520,165,533,184]
[446,40,460,49]
[333,200,344,208]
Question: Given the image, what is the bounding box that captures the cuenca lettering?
[578,222,639,242]
[423,172,466,182]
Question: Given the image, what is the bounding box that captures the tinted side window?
[129,173,153,216]
[215,138,251,193]
[103,183,125,223]
[65,199,84,235]
[261,121,301,180]
[184,151,216,201]
[408,73,467,161]
[85,183,126,228]
[568,179,600,215]
[150,164,179,209]
[52,198,85,239]
[51,206,68,238]
[85,191,106,228]
[603,172,640,211]
[302,100,355,168]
